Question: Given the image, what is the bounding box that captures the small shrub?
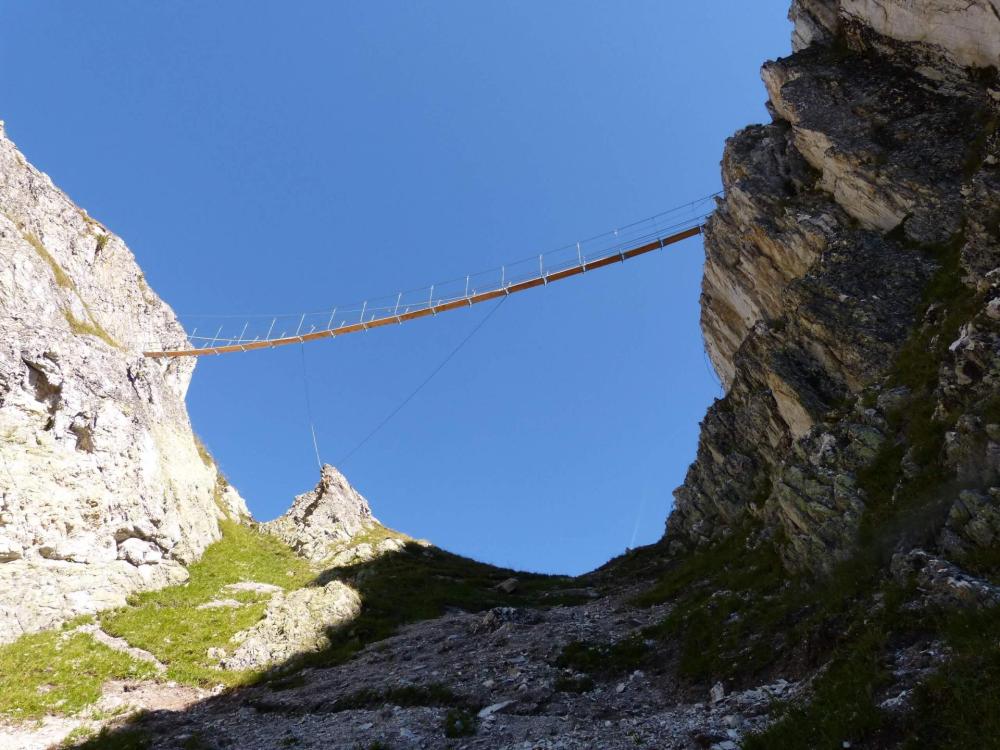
[554,634,648,678]
[443,708,478,738]
[553,675,595,693]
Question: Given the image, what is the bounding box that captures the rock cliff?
[263,465,377,564]
[0,123,247,641]
[2,3,1000,747]
[670,0,1000,573]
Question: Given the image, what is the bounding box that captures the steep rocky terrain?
[673,0,1000,574]
[0,123,247,642]
[1,1,999,748]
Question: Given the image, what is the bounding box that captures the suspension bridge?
[143,196,716,358]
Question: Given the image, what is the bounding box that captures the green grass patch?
[193,434,215,469]
[0,627,156,720]
[742,591,903,750]
[634,528,801,684]
[63,308,121,350]
[900,607,1000,748]
[23,230,75,290]
[746,591,1000,750]
[100,520,314,687]
[854,232,976,556]
[554,634,648,678]
[886,230,979,394]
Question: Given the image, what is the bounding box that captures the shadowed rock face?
[0,123,248,642]
[669,0,1000,571]
[263,464,376,563]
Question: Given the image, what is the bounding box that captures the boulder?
[221,581,362,671]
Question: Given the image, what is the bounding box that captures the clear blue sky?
[1,1,790,575]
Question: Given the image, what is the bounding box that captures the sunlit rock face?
[791,0,1000,70]
[263,464,376,564]
[0,123,245,642]
[669,1,1000,571]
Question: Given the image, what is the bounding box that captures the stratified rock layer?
[0,123,246,641]
[670,0,1000,571]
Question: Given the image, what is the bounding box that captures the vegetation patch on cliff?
[100,520,314,687]
[62,308,121,350]
[722,229,993,747]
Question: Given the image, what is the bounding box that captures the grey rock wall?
[669,1,1000,571]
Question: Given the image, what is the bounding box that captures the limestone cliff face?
[669,1,1000,571]
[264,465,377,564]
[0,123,247,641]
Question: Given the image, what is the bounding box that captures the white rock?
[264,465,375,563]
[221,581,361,671]
[478,700,516,719]
[710,682,726,703]
[118,538,163,566]
[0,123,241,641]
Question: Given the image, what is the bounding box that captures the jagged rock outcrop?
[264,464,384,564]
[669,0,1000,571]
[0,122,247,641]
[220,581,362,671]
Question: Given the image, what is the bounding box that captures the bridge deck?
[144,224,702,358]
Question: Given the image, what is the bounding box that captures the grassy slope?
[100,520,314,687]
[0,621,156,721]
[0,517,580,727]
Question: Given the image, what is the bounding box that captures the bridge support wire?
[299,343,323,471]
[338,295,508,466]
